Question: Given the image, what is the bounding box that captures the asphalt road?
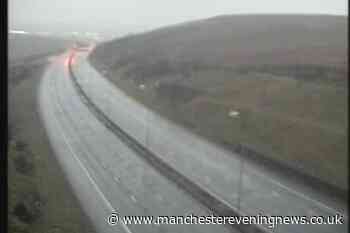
[39,53,237,233]
[39,50,347,233]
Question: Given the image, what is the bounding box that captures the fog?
[9,0,348,37]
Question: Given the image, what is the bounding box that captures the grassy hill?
[89,14,348,190]
[9,33,70,62]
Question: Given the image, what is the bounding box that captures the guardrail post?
[145,111,151,148]
[238,153,244,211]
[145,121,149,148]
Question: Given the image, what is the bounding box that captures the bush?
[13,191,44,224]
[15,141,28,152]
[13,155,34,175]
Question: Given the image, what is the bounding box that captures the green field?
[90,14,348,190]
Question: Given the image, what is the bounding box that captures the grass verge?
[8,58,96,233]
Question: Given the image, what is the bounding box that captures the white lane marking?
[75,53,347,219]
[130,195,137,203]
[48,62,133,233]
[129,110,344,217]
[110,94,344,216]
[69,56,267,229]
[96,84,343,217]
[248,168,345,216]
[65,58,269,231]
[146,121,344,216]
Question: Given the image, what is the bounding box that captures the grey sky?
[9,0,348,34]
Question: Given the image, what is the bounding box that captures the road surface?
[39,50,347,233]
[39,52,238,233]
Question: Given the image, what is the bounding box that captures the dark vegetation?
[90,15,348,190]
[8,35,95,233]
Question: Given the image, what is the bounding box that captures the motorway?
[39,50,348,233]
[39,52,237,233]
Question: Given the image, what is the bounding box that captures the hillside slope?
[89,15,348,190]
[91,14,347,72]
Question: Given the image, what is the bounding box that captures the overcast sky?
[9,0,348,34]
